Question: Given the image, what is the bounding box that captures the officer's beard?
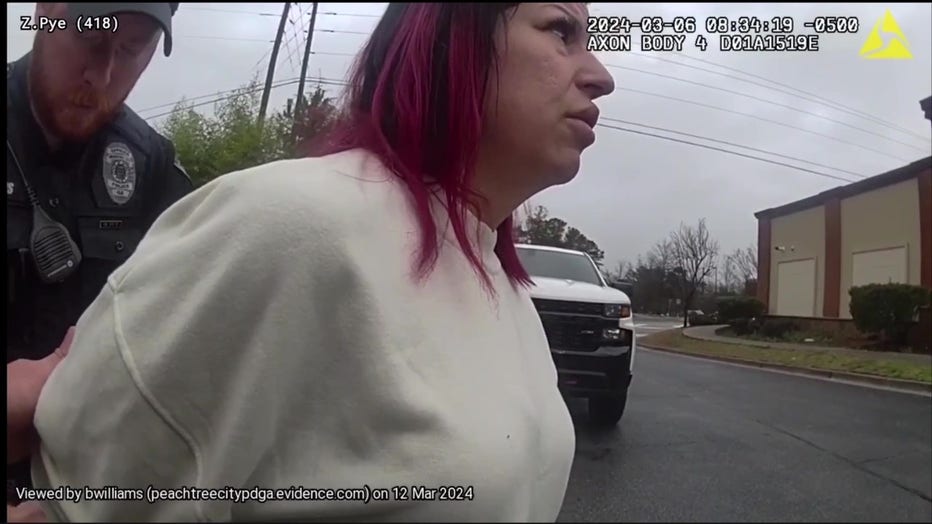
[29,36,122,145]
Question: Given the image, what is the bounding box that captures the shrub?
[731,318,754,335]
[717,296,766,324]
[849,283,930,345]
[759,318,799,339]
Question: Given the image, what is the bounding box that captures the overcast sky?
[7,3,932,273]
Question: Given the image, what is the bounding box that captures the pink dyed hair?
[303,3,531,292]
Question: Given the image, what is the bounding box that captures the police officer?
[6,2,193,502]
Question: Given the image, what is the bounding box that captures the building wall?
[768,205,825,316]
[838,178,922,318]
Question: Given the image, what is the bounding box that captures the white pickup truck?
[516,244,636,427]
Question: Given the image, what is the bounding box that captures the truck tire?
[588,392,628,427]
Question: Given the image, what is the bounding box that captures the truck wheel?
[588,392,628,427]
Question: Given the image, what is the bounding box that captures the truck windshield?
[516,247,604,286]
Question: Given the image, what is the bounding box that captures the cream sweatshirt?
[31,149,576,522]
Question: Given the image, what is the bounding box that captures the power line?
[258,2,293,127]
[596,122,856,184]
[141,77,301,117]
[628,52,931,145]
[137,71,347,116]
[182,6,280,16]
[173,5,927,149]
[141,68,864,186]
[175,34,271,43]
[317,11,382,18]
[287,3,312,74]
[311,51,357,57]
[280,4,306,76]
[601,117,867,178]
[614,86,912,163]
[605,63,929,154]
[317,28,370,36]
[143,78,348,122]
[244,3,896,157]
[142,66,904,180]
[280,22,297,76]
[136,70,314,113]
[294,2,320,134]
[146,80,857,185]
[144,79,300,121]
[294,3,309,45]
[294,4,312,74]
[141,54,914,175]
[249,48,274,81]
[138,76,307,114]
[669,51,930,143]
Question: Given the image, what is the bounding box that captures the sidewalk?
[683,325,932,365]
[634,313,683,322]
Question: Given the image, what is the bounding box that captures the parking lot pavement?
[557,348,932,522]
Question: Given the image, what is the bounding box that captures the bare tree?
[635,239,677,315]
[647,238,674,273]
[726,245,758,295]
[613,260,634,281]
[669,218,720,327]
[721,255,744,295]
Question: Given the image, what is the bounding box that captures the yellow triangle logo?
[860,10,912,59]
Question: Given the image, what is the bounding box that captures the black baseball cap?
[67,3,179,56]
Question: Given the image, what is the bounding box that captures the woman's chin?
[549,150,583,185]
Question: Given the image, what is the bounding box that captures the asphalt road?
[557,318,932,522]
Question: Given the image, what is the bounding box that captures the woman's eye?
[548,18,577,43]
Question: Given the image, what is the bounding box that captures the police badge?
[102,142,137,205]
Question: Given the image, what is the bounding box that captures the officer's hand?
[7,327,75,465]
[6,501,47,522]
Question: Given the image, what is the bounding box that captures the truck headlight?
[604,304,631,318]
[602,328,622,340]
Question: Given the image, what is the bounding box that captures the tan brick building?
[755,157,931,319]
[755,96,932,320]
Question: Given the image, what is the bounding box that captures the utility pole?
[292,2,318,141]
[295,2,319,120]
[259,2,291,129]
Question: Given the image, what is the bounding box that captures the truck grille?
[531,299,603,316]
[540,313,618,351]
[538,315,606,352]
[531,299,632,353]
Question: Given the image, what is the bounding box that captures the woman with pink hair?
[28,3,614,521]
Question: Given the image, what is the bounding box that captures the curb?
[639,342,932,395]
[683,325,771,348]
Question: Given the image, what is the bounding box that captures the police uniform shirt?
[6,52,194,364]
